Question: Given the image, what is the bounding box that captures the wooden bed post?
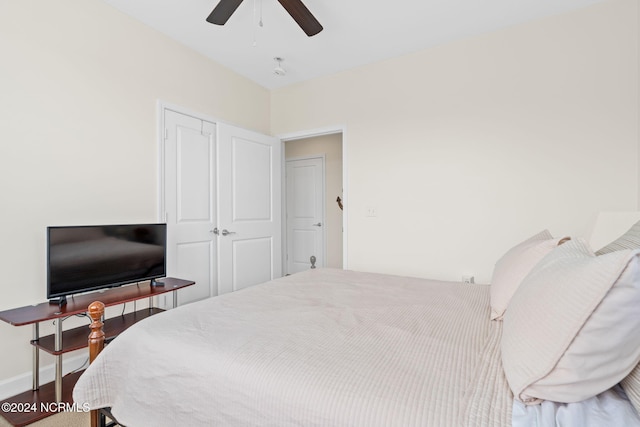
[88,301,105,427]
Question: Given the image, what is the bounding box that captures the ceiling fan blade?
[206,0,244,25]
[276,0,323,37]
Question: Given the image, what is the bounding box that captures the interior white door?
[217,123,282,294]
[217,124,282,293]
[286,157,325,274]
[163,110,217,305]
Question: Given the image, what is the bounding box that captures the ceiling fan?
[206,0,323,37]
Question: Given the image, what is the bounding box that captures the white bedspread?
[73,268,512,426]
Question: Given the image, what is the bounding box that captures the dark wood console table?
[0,277,194,426]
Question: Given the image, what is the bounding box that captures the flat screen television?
[47,223,167,304]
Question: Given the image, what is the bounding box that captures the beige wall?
[285,134,344,268]
[0,0,270,382]
[272,0,639,282]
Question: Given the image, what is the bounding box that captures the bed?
[73,222,640,427]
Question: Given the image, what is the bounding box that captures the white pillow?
[596,220,640,255]
[490,230,561,320]
[501,239,640,404]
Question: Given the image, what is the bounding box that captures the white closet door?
[164,110,217,304]
[217,123,282,294]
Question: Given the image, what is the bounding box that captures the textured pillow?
[490,230,561,320]
[622,366,640,415]
[501,239,640,404]
[596,220,640,255]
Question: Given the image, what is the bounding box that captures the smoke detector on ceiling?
[273,57,286,77]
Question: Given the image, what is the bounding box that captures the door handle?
[312,223,322,227]
[221,229,236,236]
[210,228,219,235]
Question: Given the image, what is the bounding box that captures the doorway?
[284,133,343,273]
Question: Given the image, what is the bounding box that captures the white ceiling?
[101,0,605,90]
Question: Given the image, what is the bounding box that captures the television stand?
[47,296,67,306]
[0,277,194,427]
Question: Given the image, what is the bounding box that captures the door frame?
[278,125,348,273]
[285,154,326,274]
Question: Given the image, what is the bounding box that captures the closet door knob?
[221,229,235,236]
[312,223,322,227]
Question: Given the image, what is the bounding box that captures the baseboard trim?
[0,354,88,401]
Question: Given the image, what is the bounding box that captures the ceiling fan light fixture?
[273,57,286,76]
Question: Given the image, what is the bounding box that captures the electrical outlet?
[365,207,378,217]
[462,275,475,284]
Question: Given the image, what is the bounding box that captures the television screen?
[47,224,167,300]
